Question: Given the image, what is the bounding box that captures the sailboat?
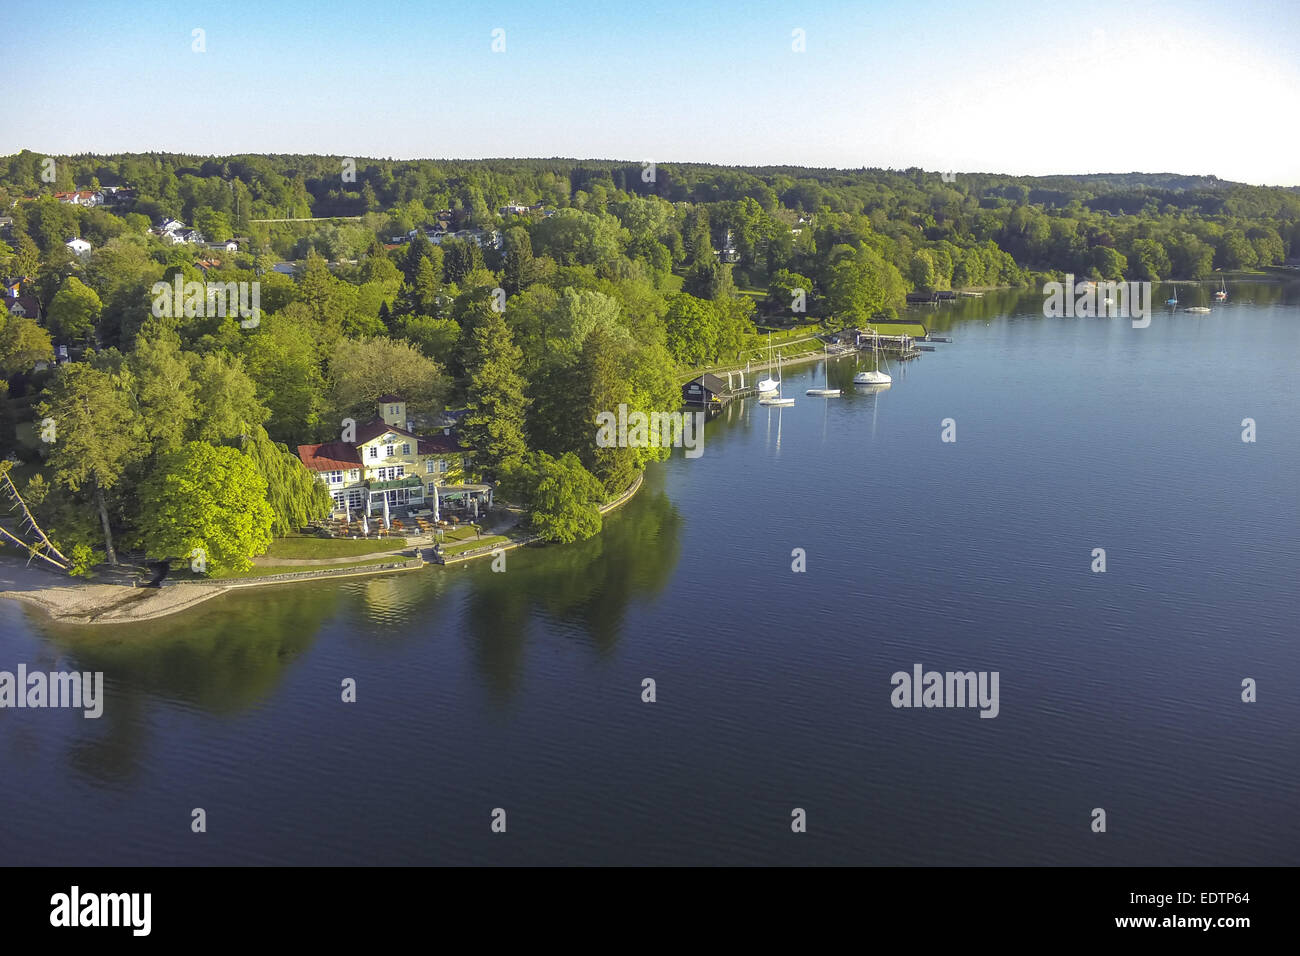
[759,350,795,406]
[1214,277,1228,301]
[1184,287,1212,314]
[1165,285,1178,307]
[806,344,841,397]
[756,332,780,393]
[853,327,892,385]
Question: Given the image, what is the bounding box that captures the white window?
[426,460,436,474]
[440,459,450,473]
[385,444,395,458]
[324,470,343,485]
[390,404,399,415]
[368,447,378,460]
[348,470,359,481]
[331,491,345,508]
[346,489,364,509]
[402,443,410,455]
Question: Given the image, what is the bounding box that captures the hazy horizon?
[7,0,1297,188]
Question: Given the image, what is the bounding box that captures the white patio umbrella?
[383,493,390,530]
[432,485,440,523]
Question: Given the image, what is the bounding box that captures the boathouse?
[682,373,732,406]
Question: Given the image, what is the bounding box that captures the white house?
[54,190,103,207]
[65,237,92,257]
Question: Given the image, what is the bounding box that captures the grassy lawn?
[262,535,406,559]
[862,321,928,337]
[443,535,509,556]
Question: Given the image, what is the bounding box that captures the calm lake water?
[3,282,1298,866]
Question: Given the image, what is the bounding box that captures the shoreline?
[0,473,645,627]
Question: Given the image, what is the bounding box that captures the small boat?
[1185,306,1211,314]
[852,327,892,385]
[1165,285,1178,307]
[806,345,841,397]
[759,351,796,406]
[1214,278,1228,301]
[756,331,779,393]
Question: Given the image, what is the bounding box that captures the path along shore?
[0,474,643,627]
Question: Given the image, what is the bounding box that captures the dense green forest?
[2,151,1298,572]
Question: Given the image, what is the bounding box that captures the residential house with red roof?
[297,396,489,517]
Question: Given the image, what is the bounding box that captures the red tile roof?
[296,442,362,472]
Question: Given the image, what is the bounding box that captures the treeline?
[2,153,1299,570]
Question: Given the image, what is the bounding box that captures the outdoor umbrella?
[383,494,390,530]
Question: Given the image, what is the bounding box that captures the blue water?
[2,284,1297,865]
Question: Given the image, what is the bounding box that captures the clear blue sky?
[6,0,1298,184]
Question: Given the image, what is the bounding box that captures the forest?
[2,151,1297,573]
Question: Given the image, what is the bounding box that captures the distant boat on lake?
[853,328,892,385]
[1214,278,1228,301]
[806,345,841,397]
[759,351,795,406]
[757,332,780,393]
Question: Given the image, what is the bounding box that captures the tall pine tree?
[460,311,530,477]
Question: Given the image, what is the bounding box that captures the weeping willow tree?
[239,427,333,536]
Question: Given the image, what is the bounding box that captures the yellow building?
[297,396,491,517]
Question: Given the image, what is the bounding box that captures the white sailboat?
[1214,277,1228,301]
[756,331,780,393]
[806,344,841,397]
[1165,285,1178,307]
[759,350,795,406]
[853,327,893,385]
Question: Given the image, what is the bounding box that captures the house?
[4,293,41,319]
[65,237,92,257]
[717,230,740,263]
[682,373,732,406]
[297,396,487,518]
[100,186,136,204]
[154,218,204,244]
[207,238,239,252]
[272,261,298,276]
[499,203,531,216]
[54,190,103,207]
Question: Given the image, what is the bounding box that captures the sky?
[6,0,1299,185]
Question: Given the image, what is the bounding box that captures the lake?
[3,282,1298,865]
